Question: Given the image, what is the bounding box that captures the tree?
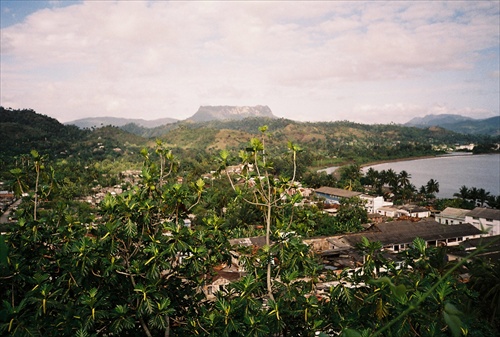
[0,146,231,336]
[477,188,491,207]
[425,178,440,199]
[487,195,500,209]
[339,164,362,191]
[219,126,302,301]
[397,170,411,189]
[454,185,469,200]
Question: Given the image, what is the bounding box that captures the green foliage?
[1,113,499,337]
[0,146,231,336]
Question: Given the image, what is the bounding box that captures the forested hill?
[0,107,87,160]
[145,117,488,149]
[1,107,498,169]
[0,107,148,162]
[406,114,500,136]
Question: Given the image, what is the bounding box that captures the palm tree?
[397,170,411,188]
[364,167,378,188]
[454,185,469,200]
[385,169,398,189]
[477,188,490,207]
[487,195,500,209]
[469,187,479,206]
[425,178,440,198]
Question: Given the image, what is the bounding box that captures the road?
[0,199,21,224]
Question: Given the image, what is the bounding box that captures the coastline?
[359,155,438,169]
[319,152,485,174]
[360,152,477,169]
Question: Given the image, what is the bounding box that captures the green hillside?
[0,107,87,160]
[2,107,498,174]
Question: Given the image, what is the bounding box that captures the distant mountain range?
[65,109,498,136]
[66,105,276,129]
[64,116,178,129]
[405,114,499,136]
[2,106,498,165]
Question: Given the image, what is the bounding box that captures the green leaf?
[124,219,137,237]
[444,302,462,316]
[443,311,463,337]
[0,235,8,267]
[342,328,362,337]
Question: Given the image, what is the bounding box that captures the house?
[315,187,393,214]
[359,194,393,214]
[398,205,431,218]
[376,206,400,218]
[435,207,470,225]
[448,235,500,262]
[315,187,361,204]
[203,270,244,299]
[376,205,430,219]
[465,207,500,236]
[342,219,482,253]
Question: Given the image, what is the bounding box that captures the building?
[465,207,500,236]
[448,235,500,262]
[398,205,431,218]
[376,205,430,219]
[315,187,393,214]
[342,219,482,252]
[360,194,393,214]
[376,206,400,218]
[315,187,361,203]
[435,207,470,225]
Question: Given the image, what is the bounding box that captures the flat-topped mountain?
[186,105,276,122]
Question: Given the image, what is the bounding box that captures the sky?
[1,1,499,124]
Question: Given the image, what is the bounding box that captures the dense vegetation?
[1,107,499,336]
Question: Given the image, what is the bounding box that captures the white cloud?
[0,0,498,123]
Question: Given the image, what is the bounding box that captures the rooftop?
[342,219,482,246]
[439,207,471,219]
[315,187,362,199]
[467,207,500,221]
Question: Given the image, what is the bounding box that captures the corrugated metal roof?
[439,207,470,219]
[467,207,500,221]
[343,219,482,246]
[315,186,362,198]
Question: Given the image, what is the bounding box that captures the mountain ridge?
[65,116,178,129]
[405,114,473,126]
[405,114,499,135]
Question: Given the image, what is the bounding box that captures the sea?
[361,153,500,198]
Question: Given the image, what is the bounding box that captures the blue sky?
[1,1,499,124]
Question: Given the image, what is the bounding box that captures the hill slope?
[0,107,148,164]
[66,116,178,129]
[405,114,473,126]
[0,107,87,159]
[405,114,499,135]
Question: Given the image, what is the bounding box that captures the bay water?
[362,153,500,198]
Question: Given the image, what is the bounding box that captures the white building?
[376,205,430,219]
[435,207,469,225]
[360,194,393,214]
[315,187,392,214]
[465,207,500,236]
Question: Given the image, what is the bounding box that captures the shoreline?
[359,155,438,169]
[318,151,498,174]
[359,152,494,169]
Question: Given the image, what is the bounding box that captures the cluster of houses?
[203,186,500,299]
[3,171,499,299]
[0,187,17,226]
